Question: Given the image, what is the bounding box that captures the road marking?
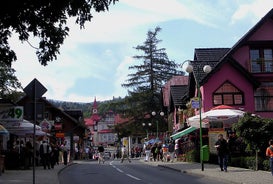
[110,160,141,181]
[116,168,124,173]
[126,174,141,181]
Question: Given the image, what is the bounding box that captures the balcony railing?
[250,59,273,73]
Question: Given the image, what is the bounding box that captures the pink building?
[165,8,273,134]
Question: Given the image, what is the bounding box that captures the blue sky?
[11,0,273,102]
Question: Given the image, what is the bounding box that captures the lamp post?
[181,60,212,171]
[151,111,164,139]
[142,122,152,138]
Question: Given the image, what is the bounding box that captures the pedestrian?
[120,145,131,163]
[61,141,68,165]
[157,143,163,161]
[151,143,158,161]
[39,140,51,169]
[265,139,273,176]
[168,140,175,162]
[144,142,151,162]
[174,139,179,161]
[215,134,229,172]
[97,144,105,164]
[162,144,168,162]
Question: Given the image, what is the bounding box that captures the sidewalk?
[142,160,272,184]
[0,163,69,184]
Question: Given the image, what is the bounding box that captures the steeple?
[92,97,98,114]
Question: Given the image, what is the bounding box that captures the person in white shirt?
[121,145,131,163]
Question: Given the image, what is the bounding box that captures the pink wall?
[249,19,273,40]
[202,62,255,114]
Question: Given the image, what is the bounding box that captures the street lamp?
[142,122,152,138]
[151,111,165,139]
[182,60,211,171]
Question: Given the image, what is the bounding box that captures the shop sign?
[0,106,23,121]
[56,132,65,138]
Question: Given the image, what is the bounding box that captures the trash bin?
[201,145,209,161]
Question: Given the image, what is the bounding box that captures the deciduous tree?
[0,0,118,66]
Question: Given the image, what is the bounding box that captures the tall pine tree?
[121,26,178,134]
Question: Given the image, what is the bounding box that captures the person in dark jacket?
[39,140,51,169]
[215,134,229,172]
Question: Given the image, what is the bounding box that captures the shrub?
[185,149,198,162]
[262,159,270,171]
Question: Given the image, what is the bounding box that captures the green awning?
[170,126,197,140]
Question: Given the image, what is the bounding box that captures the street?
[59,159,230,184]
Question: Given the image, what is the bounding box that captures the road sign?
[23,78,47,99]
[191,97,200,109]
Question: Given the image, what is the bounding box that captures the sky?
[10,0,273,103]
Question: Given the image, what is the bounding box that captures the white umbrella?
[187,106,245,128]
[1,119,45,136]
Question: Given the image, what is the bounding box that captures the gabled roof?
[194,48,230,62]
[221,8,273,59]
[170,85,188,107]
[190,48,260,88]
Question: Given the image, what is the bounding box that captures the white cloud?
[9,0,273,102]
[231,0,273,24]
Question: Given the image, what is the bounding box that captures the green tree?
[0,0,118,66]
[233,113,273,170]
[0,62,23,101]
[121,26,179,134]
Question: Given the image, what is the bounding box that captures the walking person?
[144,142,151,162]
[265,139,273,176]
[168,140,175,162]
[61,141,68,165]
[97,144,105,164]
[120,145,131,163]
[39,140,51,169]
[151,143,158,161]
[215,134,229,172]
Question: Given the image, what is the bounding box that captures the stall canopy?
[170,126,197,140]
[1,119,46,136]
[187,105,245,128]
[0,125,9,135]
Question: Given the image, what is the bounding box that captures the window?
[250,48,273,73]
[254,82,273,111]
[213,81,244,105]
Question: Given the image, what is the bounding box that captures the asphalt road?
[59,160,231,184]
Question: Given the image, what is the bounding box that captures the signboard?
[191,97,200,109]
[23,78,47,100]
[56,132,65,138]
[40,119,52,132]
[0,106,23,121]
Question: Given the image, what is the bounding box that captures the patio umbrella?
[187,106,245,128]
[0,125,9,135]
[145,138,162,144]
[1,120,45,136]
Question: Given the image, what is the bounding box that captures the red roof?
[114,114,129,124]
[98,129,112,133]
[85,118,95,126]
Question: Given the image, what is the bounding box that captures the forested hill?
[48,97,124,118]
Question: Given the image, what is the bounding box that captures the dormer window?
[250,48,273,73]
[213,81,244,105]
